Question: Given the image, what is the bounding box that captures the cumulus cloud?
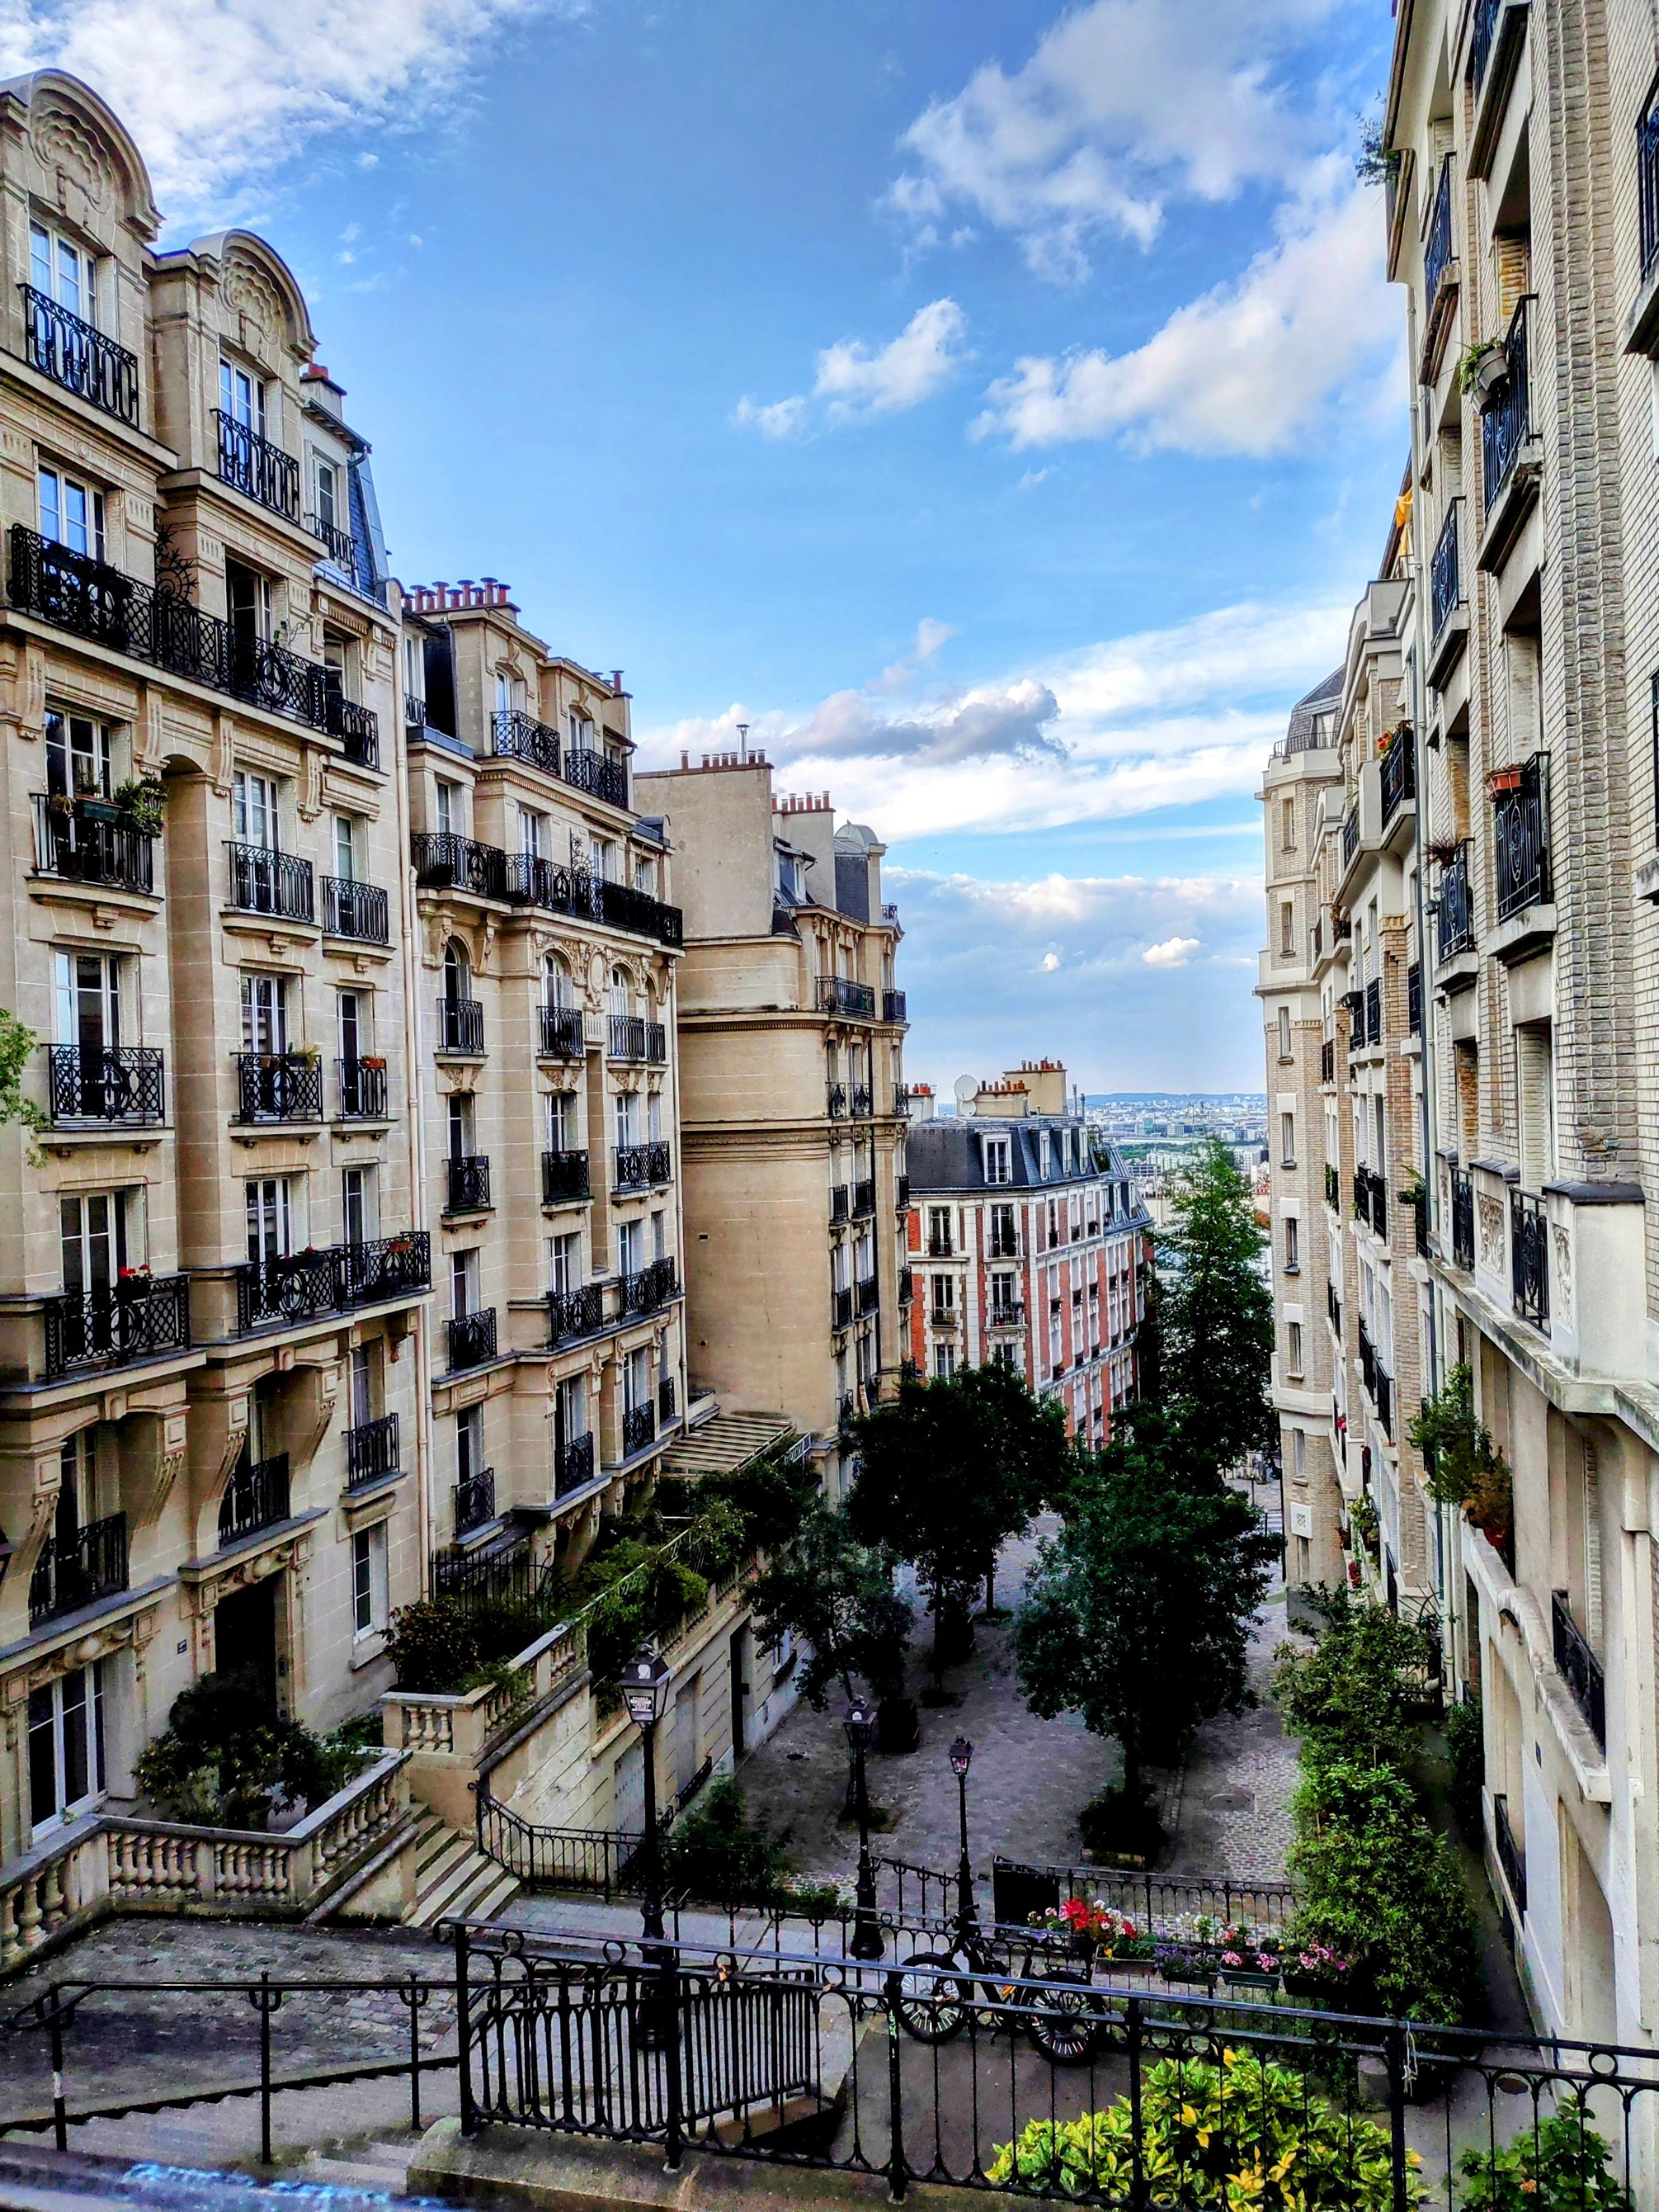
[879,617,959,692]
[788,678,1063,766]
[734,299,968,438]
[1142,935,1199,967]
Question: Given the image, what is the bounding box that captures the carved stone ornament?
[1477,1194,1504,1268]
[132,1410,190,1528]
[221,252,286,367]
[20,1606,158,1702]
[33,105,113,222]
[1552,1223,1573,1323]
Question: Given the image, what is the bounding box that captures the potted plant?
[1487,764,1523,796]
[1217,1925,1283,1990]
[292,1043,323,1065]
[359,1054,387,1071]
[1282,1941,1357,2004]
[114,775,166,836]
[1457,337,1507,398]
[1425,836,1462,866]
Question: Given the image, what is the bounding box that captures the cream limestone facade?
[633,753,908,1491]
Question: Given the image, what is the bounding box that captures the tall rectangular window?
[352,1522,388,1637]
[31,220,98,325]
[39,468,106,562]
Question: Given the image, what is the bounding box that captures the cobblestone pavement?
[1160,1578,1302,1881]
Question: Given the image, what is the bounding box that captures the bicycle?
[893,1921,1104,2064]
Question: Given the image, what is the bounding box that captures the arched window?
[608,965,633,1019]
[443,940,470,1005]
[544,954,571,1009]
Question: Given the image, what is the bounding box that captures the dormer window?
[778,852,802,902]
[1039,1132,1051,1177]
[983,1136,1011,1186]
[30,221,98,327]
[220,359,266,437]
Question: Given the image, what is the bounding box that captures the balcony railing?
[1423,155,1454,313]
[820,977,876,1019]
[1437,842,1475,959]
[236,1232,430,1332]
[614,1141,671,1191]
[227,842,314,923]
[321,876,389,943]
[437,997,485,1055]
[1451,1166,1475,1270]
[19,285,139,424]
[1370,1170,1389,1239]
[1379,732,1415,825]
[850,1085,873,1119]
[506,854,604,922]
[659,1375,677,1423]
[1494,753,1551,921]
[326,695,380,770]
[623,1402,656,1456]
[411,833,509,900]
[338,1058,388,1120]
[852,1178,875,1217]
[30,792,155,895]
[309,514,356,568]
[445,1154,493,1214]
[1410,1183,1430,1260]
[542,1149,591,1204]
[547,1284,603,1344]
[884,989,907,1022]
[1358,1319,1375,1400]
[831,1286,854,1331]
[539,1004,587,1058]
[1327,1281,1342,1338]
[1320,1039,1334,1083]
[236,1051,324,1123]
[1511,1187,1549,1331]
[1407,961,1422,1035]
[346,1412,400,1489]
[456,1466,496,1535]
[1472,0,1503,88]
[857,1274,879,1315]
[555,1433,596,1496]
[562,747,629,810]
[447,1308,499,1371]
[1365,977,1382,1047]
[617,1258,677,1314]
[830,1184,849,1225]
[492,707,561,776]
[893,1084,912,1115]
[1481,294,1535,508]
[44,1273,191,1379]
[1552,1593,1605,1748]
[48,1045,164,1125]
[599,879,684,949]
[1642,77,1659,281]
[10,526,335,733]
[1342,806,1358,869]
[826,1083,847,1119]
[29,1511,128,1626]
[219,1452,291,1545]
[215,410,301,520]
[1431,500,1462,637]
[895,1175,910,1212]
[1375,1364,1394,1441]
[897,1266,914,1305]
[989,1300,1025,1329]
[1324,1164,1339,1208]
[608,1015,666,1063]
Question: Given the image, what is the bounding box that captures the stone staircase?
[408,1808,519,1929]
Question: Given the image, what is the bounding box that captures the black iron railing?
[1325,1164,1339,1207]
[1552,1592,1605,1748]
[539,1004,587,1058]
[884,989,907,1022]
[599,878,684,948]
[1437,841,1475,958]
[236,1232,430,1332]
[505,854,604,922]
[1642,77,1659,281]
[1379,732,1414,823]
[1482,294,1534,508]
[1493,1791,1527,1913]
[1494,752,1551,920]
[542,1149,591,1204]
[608,1014,666,1062]
[446,1154,492,1214]
[893,1084,912,1114]
[437,997,485,1054]
[19,285,139,423]
[44,1274,190,1379]
[820,976,876,1019]
[555,1433,596,1495]
[219,1452,291,1545]
[1342,805,1358,869]
[623,1402,656,1455]
[562,747,629,810]
[48,1045,164,1125]
[832,1286,854,1331]
[1424,156,1454,311]
[236,1051,323,1122]
[29,1510,128,1626]
[327,695,380,769]
[492,707,561,776]
[895,1174,910,1211]
[1358,1319,1376,1399]
[614,1141,671,1191]
[850,1085,873,1119]
[898,1266,914,1304]
[1431,499,1462,636]
[309,514,356,568]
[1511,1187,1548,1330]
[1472,0,1502,87]
[1410,1183,1430,1259]
[338,1058,388,1120]
[1407,961,1422,1034]
[226,842,314,922]
[321,875,389,942]
[989,1299,1024,1328]
[857,1273,879,1314]
[617,1259,678,1314]
[852,1178,875,1217]
[547,1284,603,1343]
[447,1308,498,1371]
[1375,1364,1394,1440]
[1365,977,1382,1046]
[1371,1170,1389,1238]
[1452,1166,1475,1269]
[214,410,301,520]
[30,792,155,894]
[411,833,509,900]
[830,1183,849,1225]
[456,1466,496,1535]
[346,1412,400,1489]
[659,1375,677,1423]
[826,1082,847,1118]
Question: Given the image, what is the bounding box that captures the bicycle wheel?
[1026,1969,1102,2067]
[894,1951,971,2043]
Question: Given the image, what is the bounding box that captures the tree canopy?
[1152,1139,1275,1472]
[749,1497,912,1708]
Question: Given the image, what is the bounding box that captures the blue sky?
[8,0,1408,1090]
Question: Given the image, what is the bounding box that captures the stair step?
[414,1837,470,1892]
[300,2153,415,2190]
[413,1852,498,1927]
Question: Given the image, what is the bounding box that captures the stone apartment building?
[902,1062,1149,1442]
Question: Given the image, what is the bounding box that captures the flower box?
[1220,1967,1281,1992]
[1487,765,1523,796]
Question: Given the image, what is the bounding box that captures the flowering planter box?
[1486,766,1523,795]
[1220,1967,1281,1992]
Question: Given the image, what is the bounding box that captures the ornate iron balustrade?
[1471,0,1502,87]
[556,1432,596,1495]
[1358,1319,1376,1399]
[447,1308,498,1371]
[236,1051,324,1123]
[227,842,314,922]
[219,1452,291,1545]
[599,878,684,948]
[215,409,301,520]
[29,1510,128,1626]
[445,1154,493,1214]
[437,996,485,1055]
[1352,1168,1368,1223]
[1370,1170,1389,1238]
[830,1184,849,1225]
[1644,79,1659,281]
[1511,1187,1549,1331]
[492,707,561,776]
[10,526,334,733]
[1365,977,1382,1046]
[826,1082,847,1118]
[852,1178,875,1218]
[337,1057,388,1120]
[236,1232,429,1332]
[659,1375,677,1423]
[19,285,139,423]
[617,1258,678,1314]
[819,975,876,1019]
[1341,806,1358,868]
[1379,731,1415,823]
[614,1140,672,1191]
[1423,156,1454,311]
[1375,1364,1394,1440]
[411,833,509,900]
[542,1149,591,1204]
[623,1402,656,1455]
[857,1274,879,1314]
[31,791,155,895]
[1552,1593,1605,1748]
[1482,295,1534,507]
[1494,753,1551,920]
[48,1045,164,1125]
[505,853,604,921]
[1410,1185,1430,1259]
[1437,842,1475,958]
[346,1412,400,1489]
[309,513,356,568]
[1451,1166,1475,1269]
[883,989,907,1022]
[893,1084,912,1115]
[562,747,628,809]
[1407,961,1422,1035]
[607,1014,666,1062]
[832,1286,853,1331]
[456,1466,496,1535]
[326,695,380,769]
[1431,500,1462,636]
[539,1004,587,1058]
[547,1283,603,1343]
[849,1085,873,1119]
[321,875,389,942]
[1493,1791,1526,1912]
[44,1274,190,1379]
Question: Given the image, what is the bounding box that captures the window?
[614,1089,640,1146]
[550,1230,582,1294]
[61,1189,130,1294]
[456,1403,483,1484]
[39,468,106,562]
[927,1206,951,1254]
[55,951,123,1051]
[233,770,281,851]
[341,1165,374,1245]
[1280,901,1295,958]
[983,1136,1011,1186]
[555,1372,587,1451]
[338,988,366,1065]
[29,1662,106,1839]
[435,779,460,836]
[624,1344,651,1415]
[521,807,548,860]
[246,1177,291,1262]
[990,1270,1017,1317]
[332,814,358,883]
[618,1217,643,1277]
[241,972,288,1055]
[651,1209,666,1261]
[989,1201,1016,1257]
[30,220,99,326]
[225,559,272,648]
[316,458,341,536]
[352,1523,389,1638]
[1281,796,1296,852]
[1277,1006,1292,1060]
[1039,1133,1051,1178]
[450,1248,478,1318]
[220,358,266,436]
[547,1089,577,1148]
[447,1093,473,1161]
[442,941,470,1005]
[1284,1217,1300,1274]
[1287,1321,1304,1375]
[349,1343,376,1429]
[932,1342,957,1381]
[1281,1112,1295,1166]
[543,956,572,1009]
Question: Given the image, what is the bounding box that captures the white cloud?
[1040,950,1062,972]
[734,299,968,439]
[879,615,960,690]
[0,0,581,219]
[1142,935,1199,967]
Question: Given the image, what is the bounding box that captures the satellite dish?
[953,1074,978,1115]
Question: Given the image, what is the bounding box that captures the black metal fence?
[20,285,139,423]
[1494,752,1551,921]
[46,1044,164,1125]
[1431,499,1462,637]
[28,1510,128,1626]
[1482,295,1535,507]
[1437,842,1475,959]
[42,1274,191,1379]
[1510,1187,1549,1332]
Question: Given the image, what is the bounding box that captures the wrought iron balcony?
[219,1452,291,1545]
[599,879,684,948]
[988,1224,1018,1258]
[447,1308,498,1371]
[832,1285,854,1331]
[227,842,314,922]
[437,996,485,1055]
[1375,1364,1394,1441]
[830,1184,849,1225]
[236,1051,324,1123]
[411,833,509,900]
[29,1510,128,1626]
[1552,1592,1605,1749]
[893,1084,912,1114]
[1494,753,1551,921]
[326,695,380,770]
[548,1283,603,1343]
[1493,1792,1527,1914]
[826,1082,847,1119]
[48,1045,164,1125]
[1409,1183,1430,1259]
[309,514,356,568]
[1437,842,1475,960]
[1365,977,1382,1047]
[659,1375,677,1423]
[883,989,907,1022]
[989,1300,1025,1329]
[346,1412,400,1489]
[32,792,154,895]
[1423,155,1454,313]
[562,747,629,810]
[1407,961,1422,1035]
[455,1466,496,1535]
[445,1154,493,1214]
[1379,732,1415,825]
[1370,1170,1389,1238]
[338,1057,388,1120]
[617,1258,677,1314]
[1511,1188,1549,1331]
[321,875,389,943]
[492,707,561,776]
[19,285,139,424]
[857,1274,879,1314]
[1327,1281,1342,1338]
[236,1232,430,1332]
[1431,500,1462,638]
[555,1433,596,1495]
[44,1272,191,1379]
[623,1402,656,1456]
[895,1175,910,1211]
[1481,295,1535,508]
[215,409,301,521]
[1358,1319,1376,1399]
[505,854,604,921]
[607,1014,666,1062]
[849,1086,873,1119]
[1342,806,1358,870]
[10,526,333,732]
[539,1004,587,1058]
[1451,1166,1475,1270]
[340,1231,432,1308]
[1643,77,1659,281]
[542,1149,591,1204]
[614,1140,671,1191]
[820,976,876,1020]
[852,1178,875,1218]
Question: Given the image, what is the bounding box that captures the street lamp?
[620,1643,671,1942]
[844,1695,883,1960]
[949,1735,975,1939]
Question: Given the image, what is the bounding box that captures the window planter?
[1487,765,1523,796]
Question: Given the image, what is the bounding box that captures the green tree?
[1271,1583,1434,1773]
[0,1009,46,1153]
[1014,1407,1277,1797]
[1154,1139,1275,1472]
[749,1497,912,1709]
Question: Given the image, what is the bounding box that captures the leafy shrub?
[582,1540,710,1689]
[1272,1584,1433,1773]
[1410,1365,1512,1557]
[657,1777,794,1905]
[989,2049,1420,2208]
[135,1671,364,1829]
[1457,2095,1630,2211]
[1443,1694,1484,1830]
[386,1597,550,1693]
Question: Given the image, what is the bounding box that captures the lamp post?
[620,1642,671,1942]
[844,1695,883,1961]
[950,1734,975,1940]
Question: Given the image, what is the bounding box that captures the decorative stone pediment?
[222,251,286,369]
[33,103,114,228]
